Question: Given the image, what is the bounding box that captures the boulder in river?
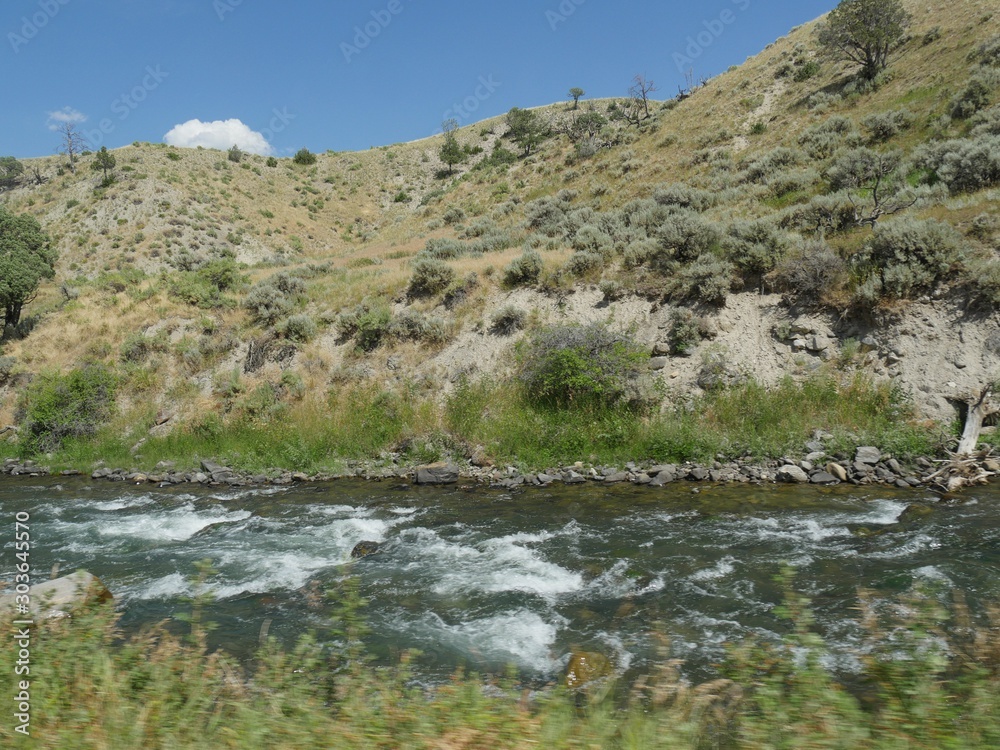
[565,650,612,690]
[350,541,381,559]
[0,570,112,618]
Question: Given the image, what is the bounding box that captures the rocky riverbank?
[4,440,997,492]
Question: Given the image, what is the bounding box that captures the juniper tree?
[818,0,911,80]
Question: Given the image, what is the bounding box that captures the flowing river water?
[2,476,999,682]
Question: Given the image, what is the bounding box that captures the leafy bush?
[292,148,317,165]
[963,255,1000,310]
[950,74,995,119]
[227,145,242,163]
[767,238,847,303]
[442,206,465,225]
[516,323,649,409]
[651,211,721,267]
[722,218,790,278]
[667,307,705,355]
[18,365,116,455]
[854,218,966,303]
[570,225,614,258]
[0,355,16,383]
[265,156,278,167]
[490,305,526,335]
[652,183,716,212]
[565,250,604,277]
[387,309,448,343]
[862,109,912,142]
[664,254,736,305]
[797,117,858,159]
[782,191,859,233]
[421,237,469,259]
[407,258,455,297]
[524,197,566,236]
[502,249,544,287]
[767,167,820,197]
[793,59,821,81]
[243,272,307,325]
[741,147,804,183]
[281,314,317,343]
[337,301,392,351]
[915,134,1000,193]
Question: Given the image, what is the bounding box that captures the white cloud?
[47,106,88,131]
[163,118,273,155]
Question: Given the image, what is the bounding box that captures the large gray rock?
[0,570,112,618]
[777,465,810,483]
[855,447,881,465]
[415,462,459,484]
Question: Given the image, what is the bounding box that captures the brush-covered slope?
[1,0,998,469]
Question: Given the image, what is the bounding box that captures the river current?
[2,476,998,681]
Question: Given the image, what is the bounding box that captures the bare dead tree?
[924,383,999,491]
[56,123,87,171]
[628,74,658,123]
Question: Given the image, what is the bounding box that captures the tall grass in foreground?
[44,372,941,474]
[1,579,998,749]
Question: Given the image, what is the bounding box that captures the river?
[2,476,998,682]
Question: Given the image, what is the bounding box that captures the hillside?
[1,0,999,473]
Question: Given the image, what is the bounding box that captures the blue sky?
[2,0,836,158]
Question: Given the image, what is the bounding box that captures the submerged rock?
[565,651,612,690]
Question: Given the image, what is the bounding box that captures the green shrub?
[651,211,721,267]
[915,134,1000,193]
[854,218,966,303]
[794,59,821,81]
[227,145,242,163]
[782,191,858,233]
[292,148,317,165]
[338,301,392,351]
[951,74,994,119]
[741,147,804,183]
[664,254,736,305]
[442,206,466,225]
[421,237,469,259]
[281,314,317,343]
[502,249,543,287]
[265,156,278,167]
[565,250,604,277]
[18,365,117,455]
[243,272,307,325]
[652,183,717,212]
[767,238,847,303]
[0,356,16,383]
[963,255,1000,310]
[862,109,913,142]
[722,218,790,278]
[524,197,566,236]
[667,308,704,355]
[407,258,455,297]
[516,323,649,409]
[387,309,448,343]
[571,224,615,258]
[797,116,858,159]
